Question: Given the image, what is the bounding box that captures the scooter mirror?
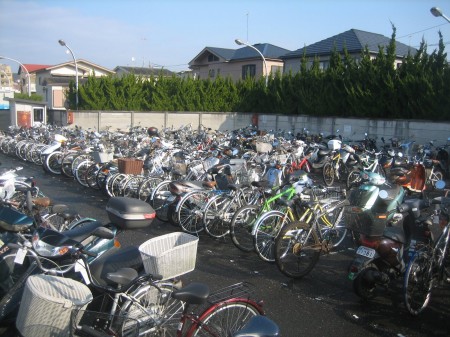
[435,180,446,190]
[378,190,389,199]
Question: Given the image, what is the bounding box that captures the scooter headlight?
[32,231,72,257]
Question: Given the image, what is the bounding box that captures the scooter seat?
[63,220,106,242]
[383,226,406,244]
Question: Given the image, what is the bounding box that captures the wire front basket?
[207,282,256,305]
[71,308,140,337]
[311,186,346,203]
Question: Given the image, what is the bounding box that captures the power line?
[397,22,449,40]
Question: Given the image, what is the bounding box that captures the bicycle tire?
[319,205,347,248]
[45,151,63,175]
[229,205,260,252]
[346,169,361,189]
[61,152,78,177]
[274,221,321,279]
[187,299,263,337]
[202,194,232,239]
[177,190,209,234]
[119,282,183,337]
[85,163,101,189]
[137,176,163,201]
[75,159,95,187]
[150,181,174,222]
[322,162,335,186]
[253,210,291,262]
[403,248,434,316]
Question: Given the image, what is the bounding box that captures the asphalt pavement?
[1,153,449,337]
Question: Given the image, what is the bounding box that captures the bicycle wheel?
[177,190,209,234]
[137,176,164,201]
[120,282,183,337]
[45,151,63,175]
[346,169,361,189]
[85,163,101,189]
[274,221,321,279]
[403,248,434,316]
[253,210,291,262]
[188,299,262,337]
[150,181,174,222]
[61,152,78,177]
[202,194,232,239]
[322,162,335,186]
[122,175,145,198]
[319,205,347,248]
[75,159,95,187]
[229,205,260,252]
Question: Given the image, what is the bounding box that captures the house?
[34,59,115,111]
[188,43,291,82]
[19,64,52,94]
[282,29,417,73]
[113,66,174,79]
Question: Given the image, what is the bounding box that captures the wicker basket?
[118,158,143,174]
[139,232,199,280]
[16,274,92,337]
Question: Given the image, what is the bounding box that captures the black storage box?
[106,197,155,229]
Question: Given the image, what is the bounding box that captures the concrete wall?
[57,110,450,146]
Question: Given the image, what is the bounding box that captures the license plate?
[356,246,376,258]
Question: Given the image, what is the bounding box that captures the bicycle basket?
[71,308,139,337]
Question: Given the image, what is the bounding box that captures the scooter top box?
[106,197,156,229]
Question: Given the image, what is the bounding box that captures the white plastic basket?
[139,232,199,280]
[92,151,114,163]
[255,142,273,153]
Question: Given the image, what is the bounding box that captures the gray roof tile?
[282,29,417,59]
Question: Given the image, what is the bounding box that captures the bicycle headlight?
[32,231,72,257]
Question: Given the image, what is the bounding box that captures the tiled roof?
[232,43,291,61]
[206,47,236,61]
[113,66,174,76]
[21,64,52,73]
[282,29,417,59]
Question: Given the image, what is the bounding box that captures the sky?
[1,0,450,74]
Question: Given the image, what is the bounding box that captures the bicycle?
[273,187,350,278]
[229,171,307,253]
[403,188,450,316]
[11,229,265,337]
[201,182,254,239]
[253,184,347,263]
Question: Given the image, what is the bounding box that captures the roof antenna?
[246,12,249,43]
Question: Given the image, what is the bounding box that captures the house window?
[242,64,256,79]
[271,65,282,74]
[209,69,216,78]
[208,54,219,62]
[319,61,329,70]
[33,108,44,122]
[53,89,64,108]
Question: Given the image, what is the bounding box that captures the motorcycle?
[345,170,432,300]
[0,195,155,324]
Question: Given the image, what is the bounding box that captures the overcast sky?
[1,0,449,73]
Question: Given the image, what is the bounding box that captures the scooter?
[0,195,155,324]
[345,171,430,300]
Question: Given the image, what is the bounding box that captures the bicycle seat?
[172,282,210,305]
[106,267,138,286]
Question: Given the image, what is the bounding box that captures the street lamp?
[235,38,269,87]
[0,55,31,96]
[58,39,79,109]
[430,7,450,23]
